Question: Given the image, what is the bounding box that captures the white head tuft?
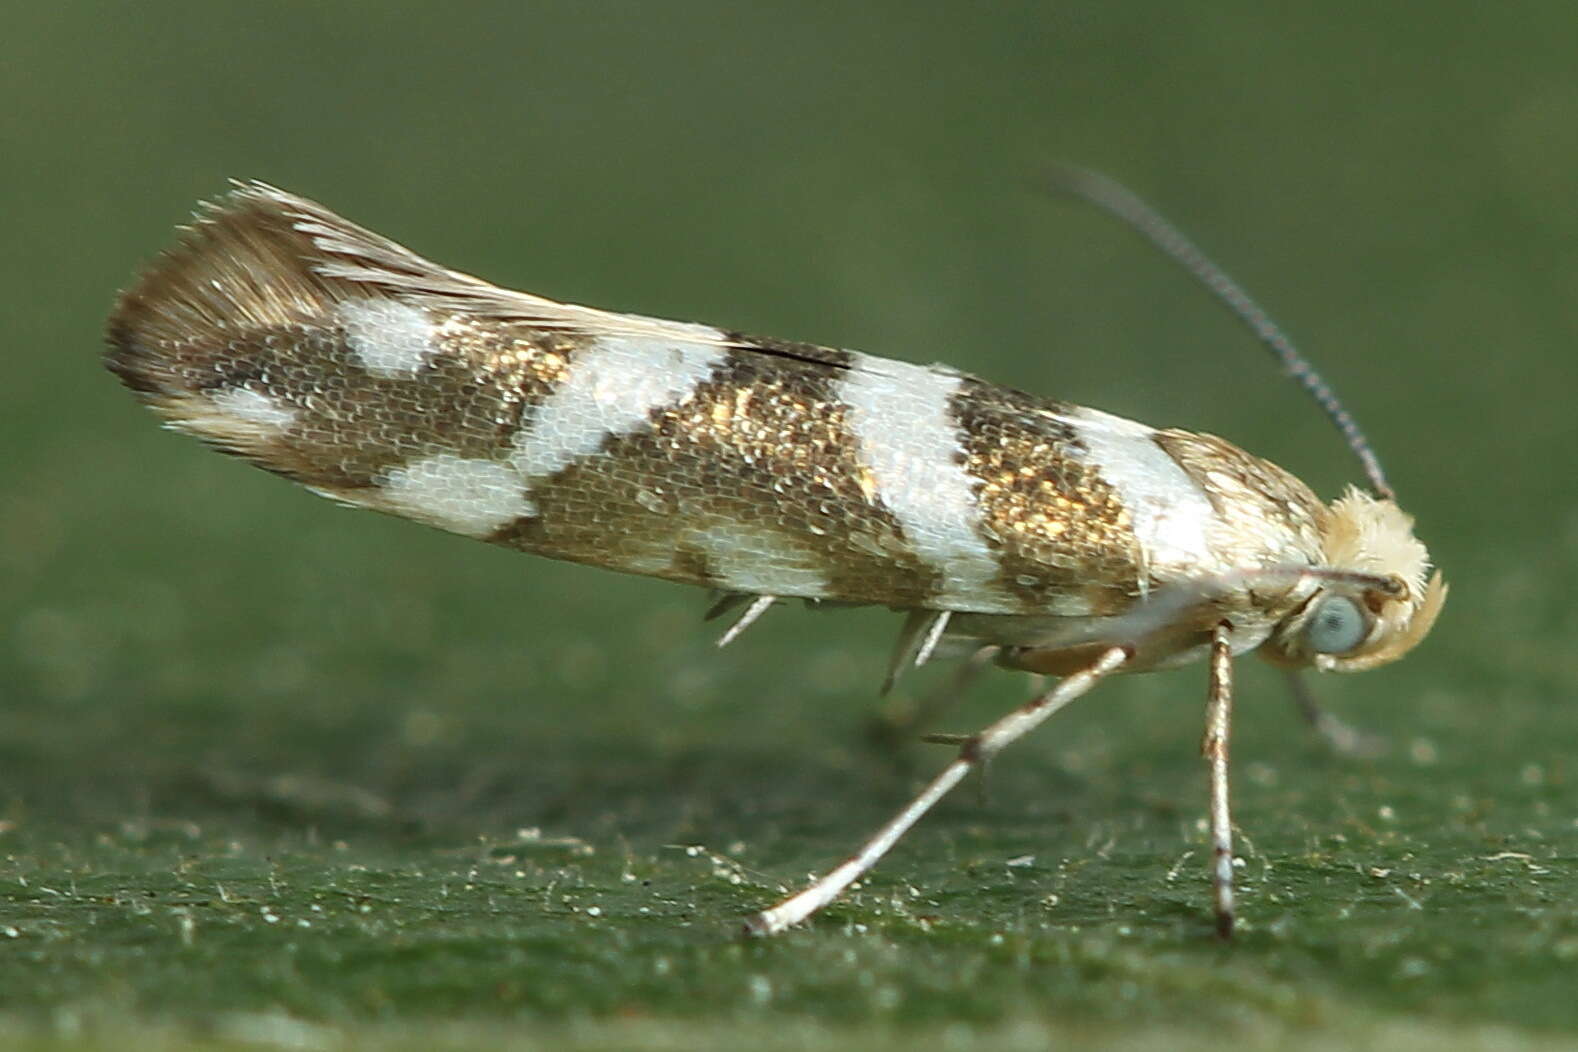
[1265,487,1445,672]
[1321,487,1431,604]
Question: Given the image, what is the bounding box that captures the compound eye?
[1305,594,1369,654]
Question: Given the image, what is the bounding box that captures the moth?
[106,173,1445,938]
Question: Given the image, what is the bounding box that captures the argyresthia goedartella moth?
[105,173,1445,938]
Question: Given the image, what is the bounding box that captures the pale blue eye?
[1306,595,1369,654]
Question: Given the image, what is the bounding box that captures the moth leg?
[1283,671,1386,757]
[870,644,1001,747]
[880,610,953,695]
[744,645,1129,937]
[715,595,777,649]
[1202,622,1236,939]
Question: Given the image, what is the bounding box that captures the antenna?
[1044,165,1394,500]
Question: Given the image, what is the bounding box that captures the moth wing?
[107,184,1138,623]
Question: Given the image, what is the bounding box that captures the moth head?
[1264,488,1446,672]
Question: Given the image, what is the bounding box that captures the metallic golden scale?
[105,173,1444,937]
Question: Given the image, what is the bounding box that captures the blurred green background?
[4,3,1576,1049]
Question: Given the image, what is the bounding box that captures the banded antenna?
[1045,165,1394,500]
